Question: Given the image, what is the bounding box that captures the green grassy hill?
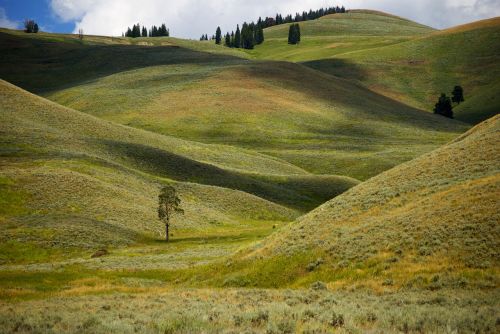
[247,10,434,62]
[313,17,500,124]
[0,28,468,181]
[245,11,499,124]
[45,60,467,181]
[217,115,499,289]
[0,11,498,333]
[0,79,363,264]
[0,29,247,93]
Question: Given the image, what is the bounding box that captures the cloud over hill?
[49,0,500,38]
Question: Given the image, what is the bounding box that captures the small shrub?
[418,246,432,256]
[250,311,269,326]
[366,312,377,323]
[233,315,243,327]
[382,278,394,286]
[335,260,350,269]
[310,281,327,290]
[223,275,250,287]
[328,312,345,328]
[302,309,316,320]
[91,249,108,258]
[306,258,324,271]
[275,320,295,334]
[428,275,442,291]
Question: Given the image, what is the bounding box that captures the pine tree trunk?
[165,223,169,242]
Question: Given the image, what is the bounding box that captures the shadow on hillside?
[243,60,466,132]
[100,140,351,212]
[302,58,367,81]
[0,32,245,93]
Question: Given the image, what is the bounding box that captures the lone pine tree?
[288,23,301,44]
[215,26,222,44]
[158,185,183,242]
[234,25,241,48]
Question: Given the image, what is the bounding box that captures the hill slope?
[220,115,500,288]
[0,29,468,181]
[0,79,362,263]
[248,10,433,62]
[286,15,500,124]
[44,61,468,181]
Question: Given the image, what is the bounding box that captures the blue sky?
[1,0,499,38]
[0,0,74,32]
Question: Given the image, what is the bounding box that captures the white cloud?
[0,7,19,29]
[49,0,500,38]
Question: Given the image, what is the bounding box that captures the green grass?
[242,11,499,124]
[44,61,467,181]
[245,10,434,62]
[227,115,500,289]
[0,25,468,181]
[321,17,500,124]
[0,79,365,266]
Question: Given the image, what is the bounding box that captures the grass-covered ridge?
[314,17,500,124]
[44,61,467,181]
[220,115,500,289]
[0,25,468,181]
[245,11,499,124]
[246,10,434,62]
[0,79,361,264]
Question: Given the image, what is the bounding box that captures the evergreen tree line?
[209,5,345,49]
[261,5,346,28]
[216,22,264,50]
[124,23,169,38]
[434,86,464,119]
[199,34,215,41]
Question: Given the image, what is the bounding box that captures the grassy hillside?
[249,12,499,124]
[0,27,468,181]
[314,17,500,124]
[0,79,364,266]
[246,10,434,62]
[45,61,467,181]
[0,13,498,333]
[0,29,247,93]
[210,115,500,289]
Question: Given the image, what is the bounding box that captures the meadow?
[242,11,500,124]
[0,9,498,334]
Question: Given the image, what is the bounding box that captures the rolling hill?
[0,79,362,264]
[0,27,468,181]
[219,115,499,289]
[247,10,434,62]
[44,60,467,180]
[312,17,500,124]
[246,11,500,124]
